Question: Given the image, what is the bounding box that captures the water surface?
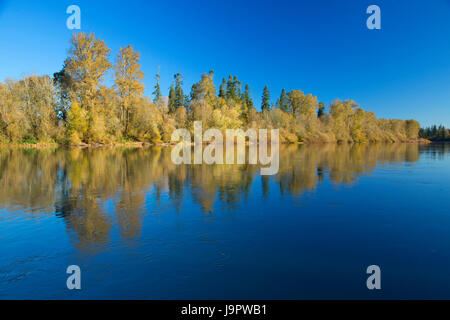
[0,143,449,299]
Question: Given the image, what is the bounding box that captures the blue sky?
[0,0,449,127]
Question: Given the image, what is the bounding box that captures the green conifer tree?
[153,69,162,103]
[277,88,288,112]
[261,85,271,112]
[168,84,177,113]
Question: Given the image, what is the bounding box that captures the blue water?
[0,143,449,299]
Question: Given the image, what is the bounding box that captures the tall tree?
[317,102,326,118]
[64,32,112,141]
[65,33,111,111]
[226,75,241,101]
[115,45,145,136]
[276,88,288,112]
[287,90,318,118]
[219,78,226,98]
[190,71,216,106]
[152,68,162,103]
[53,63,72,121]
[168,84,177,113]
[261,85,271,112]
[242,84,254,110]
[174,73,185,109]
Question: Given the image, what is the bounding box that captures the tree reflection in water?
[0,144,420,252]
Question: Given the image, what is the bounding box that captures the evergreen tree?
[225,75,241,101]
[226,75,235,100]
[439,125,446,140]
[219,78,226,98]
[432,125,438,137]
[261,85,271,112]
[168,84,177,113]
[235,76,242,98]
[276,88,288,112]
[317,102,326,118]
[174,73,185,109]
[153,69,162,103]
[242,84,254,110]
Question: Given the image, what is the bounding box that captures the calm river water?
[0,143,449,299]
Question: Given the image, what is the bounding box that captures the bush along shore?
[0,32,429,147]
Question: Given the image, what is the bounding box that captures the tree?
[153,68,162,103]
[114,45,145,136]
[190,71,216,106]
[226,75,241,101]
[329,99,358,142]
[276,89,288,113]
[287,90,318,118]
[20,76,59,141]
[67,101,88,144]
[317,102,326,118]
[168,84,177,113]
[242,84,254,110]
[219,78,226,99]
[64,32,112,142]
[261,86,271,112]
[174,73,186,109]
[405,120,420,140]
[53,63,72,121]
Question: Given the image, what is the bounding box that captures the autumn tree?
[114,45,145,136]
[190,71,216,106]
[64,32,112,142]
[20,75,59,141]
[405,120,420,140]
[287,90,318,118]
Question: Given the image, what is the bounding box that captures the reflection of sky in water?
[0,143,449,299]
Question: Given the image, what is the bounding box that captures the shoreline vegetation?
[419,125,450,142]
[0,32,433,148]
[0,139,432,149]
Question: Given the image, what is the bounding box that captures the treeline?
[419,125,450,141]
[0,32,421,145]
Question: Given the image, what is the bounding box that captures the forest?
[0,32,422,146]
[420,125,450,142]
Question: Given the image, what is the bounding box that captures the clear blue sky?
[0,0,449,127]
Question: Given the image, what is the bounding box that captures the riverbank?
[0,138,432,148]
